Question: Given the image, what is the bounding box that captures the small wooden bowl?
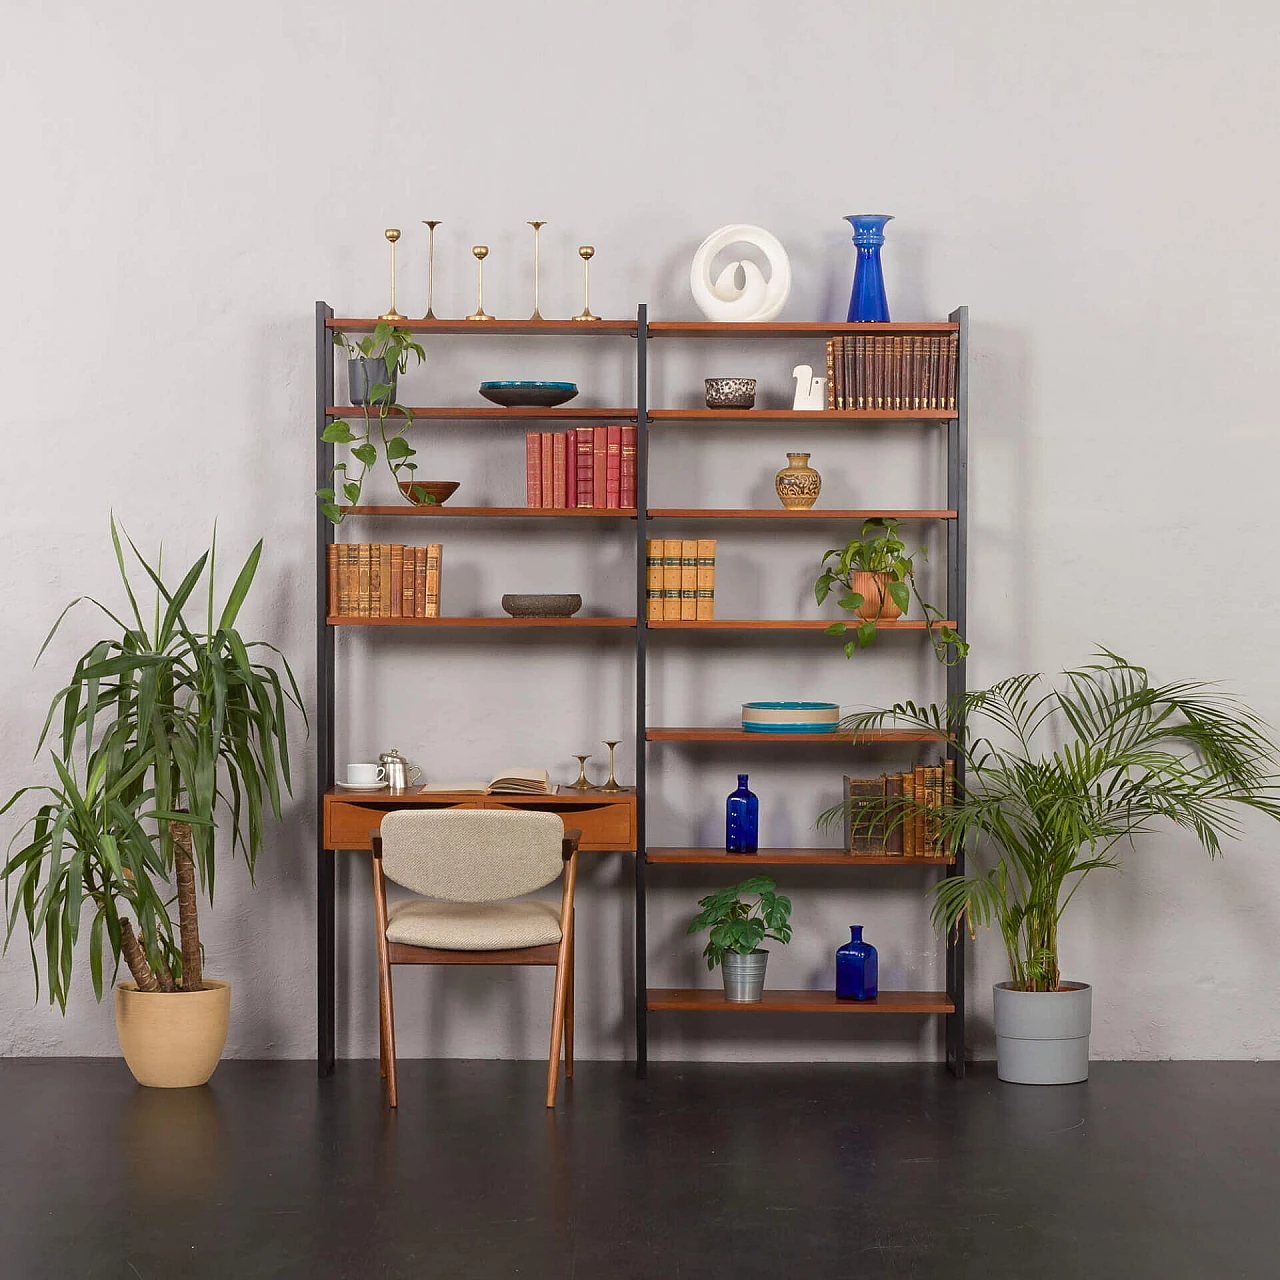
[398,480,459,506]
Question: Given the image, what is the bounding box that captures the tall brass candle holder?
[528,221,547,320]
[596,740,625,792]
[421,220,441,320]
[379,228,407,322]
[573,245,599,322]
[467,245,493,321]
[565,754,595,791]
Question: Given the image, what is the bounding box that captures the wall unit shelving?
[314,302,968,1080]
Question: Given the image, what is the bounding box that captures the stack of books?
[525,426,637,509]
[646,539,716,621]
[327,543,441,618]
[842,762,954,856]
[825,334,958,412]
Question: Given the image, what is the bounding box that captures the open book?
[418,766,552,796]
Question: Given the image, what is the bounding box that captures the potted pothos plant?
[820,651,1280,1084]
[318,323,450,523]
[1,520,303,1087]
[688,875,792,1003]
[815,518,967,665]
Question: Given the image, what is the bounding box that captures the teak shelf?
[314,301,969,1080]
[647,989,955,1014]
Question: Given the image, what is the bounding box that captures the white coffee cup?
[346,762,386,787]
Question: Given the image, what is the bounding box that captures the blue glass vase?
[725,774,759,854]
[836,925,878,1000]
[844,215,894,323]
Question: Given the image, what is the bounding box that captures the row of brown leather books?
[645,539,716,621]
[843,762,954,856]
[327,543,441,618]
[826,334,958,412]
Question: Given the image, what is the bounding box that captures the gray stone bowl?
[501,593,583,618]
[704,377,757,409]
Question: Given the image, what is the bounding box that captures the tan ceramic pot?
[774,452,822,509]
[115,980,231,1088]
[850,571,904,622]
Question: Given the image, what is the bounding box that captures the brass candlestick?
[565,754,596,791]
[573,245,599,321]
[379,228,407,322]
[467,245,493,321]
[421,220,441,320]
[596,740,625,793]
[528,221,547,320]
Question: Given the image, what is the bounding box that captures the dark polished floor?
[1,1058,1276,1279]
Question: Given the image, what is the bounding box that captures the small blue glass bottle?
[844,214,894,322]
[836,926,878,1000]
[725,774,759,854]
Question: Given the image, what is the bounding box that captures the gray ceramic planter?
[721,950,768,1002]
[348,357,397,406]
[993,981,1092,1085]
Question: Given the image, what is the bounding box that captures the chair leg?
[564,912,574,1078]
[378,970,388,1079]
[381,963,398,1108]
[546,943,571,1109]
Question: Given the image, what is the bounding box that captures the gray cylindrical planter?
[721,950,768,1002]
[348,357,397,406]
[993,981,1092,1085]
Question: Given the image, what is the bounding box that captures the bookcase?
[314,303,968,1079]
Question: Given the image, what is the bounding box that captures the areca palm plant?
[820,652,1280,992]
[2,520,302,1010]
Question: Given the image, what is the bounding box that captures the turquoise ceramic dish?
[741,701,840,733]
[479,381,578,408]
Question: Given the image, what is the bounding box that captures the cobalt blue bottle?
[844,214,894,322]
[836,926,878,1000]
[725,774,759,854]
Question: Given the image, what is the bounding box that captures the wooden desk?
[318,787,636,1069]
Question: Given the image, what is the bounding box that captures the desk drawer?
[485,799,635,850]
[326,799,472,849]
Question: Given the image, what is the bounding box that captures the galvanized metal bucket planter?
[993,981,1092,1085]
[721,950,769,1002]
[348,357,397,406]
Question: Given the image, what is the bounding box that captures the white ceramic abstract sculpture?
[791,365,826,411]
[689,224,792,323]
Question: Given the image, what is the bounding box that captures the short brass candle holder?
[379,228,407,323]
[467,245,493,321]
[528,220,547,320]
[421,220,441,320]
[565,754,596,791]
[573,245,599,322]
[596,739,626,793]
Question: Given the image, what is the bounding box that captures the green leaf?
[385,436,413,460]
[322,421,355,444]
[351,444,378,468]
[888,581,911,613]
[857,622,877,647]
[343,483,361,504]
[825,622,847,635]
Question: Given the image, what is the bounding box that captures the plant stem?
[119,919,160,992]
[172,819,203,991]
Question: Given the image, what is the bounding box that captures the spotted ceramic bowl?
[704,377,757,409]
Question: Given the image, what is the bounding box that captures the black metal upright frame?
[315,302,337,1077]
[633,305,649,1075]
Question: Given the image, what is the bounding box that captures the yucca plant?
[819,652,1280,992]
[1,520,303,1009]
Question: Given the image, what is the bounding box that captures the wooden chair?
[370,809,580,1108]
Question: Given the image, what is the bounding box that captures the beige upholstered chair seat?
[386,897,562,950]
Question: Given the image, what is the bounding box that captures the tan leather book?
[662,538,682,621]
[901,769,916,856]
[357,544,371,617]
[645,539,663,622]
[884,771,904,854]
[413,547,426,617]
[369,544,383,617]
[680,539,697,621]
[696,539,716,620]
[378,544,392,617]
[401,547,415,618]
[425,543,442,619]
[326,544,339,619]
[390,545,403,618]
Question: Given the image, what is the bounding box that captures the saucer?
[336,780,388,791]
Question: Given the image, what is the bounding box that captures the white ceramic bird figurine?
[792,364,826,411]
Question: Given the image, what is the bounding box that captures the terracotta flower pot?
[849,570,904,621]
[115,980,231,1088]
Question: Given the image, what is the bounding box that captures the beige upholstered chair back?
[378,810,566,902]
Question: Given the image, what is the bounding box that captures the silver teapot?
[379,749,422,793]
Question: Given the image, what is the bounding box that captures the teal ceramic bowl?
[479,381,578,408]
[741,701,840,733]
